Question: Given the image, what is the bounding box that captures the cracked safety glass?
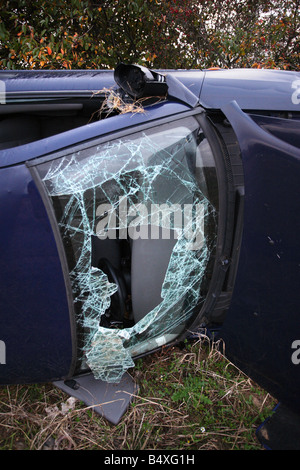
[35,116,219,382]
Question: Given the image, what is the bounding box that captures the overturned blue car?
[0,64,300,447]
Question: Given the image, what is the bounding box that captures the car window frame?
[28,107,232,376]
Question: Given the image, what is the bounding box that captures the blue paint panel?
[0,69,204,97]
[0,164,74,383]
[1,67,300,113]
[200,69,300,111]
[0,69,115,94]
[221,102,300,413]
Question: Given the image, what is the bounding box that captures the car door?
[220,101,300,423]
[27,105,238,384]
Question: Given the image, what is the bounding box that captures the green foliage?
[0,0,299,70]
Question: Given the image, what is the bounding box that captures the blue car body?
[0,66,300,445]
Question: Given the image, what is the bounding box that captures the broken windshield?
[35,115,218,383]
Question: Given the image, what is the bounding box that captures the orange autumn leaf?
[46,46,52,55]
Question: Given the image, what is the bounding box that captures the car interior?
[0,96,109,150]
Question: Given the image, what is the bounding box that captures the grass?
[0,336,276,450]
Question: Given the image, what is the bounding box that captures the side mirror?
[114,63,168,100]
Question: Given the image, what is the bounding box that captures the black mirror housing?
[114,63,168,100]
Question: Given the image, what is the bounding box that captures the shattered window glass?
[36,116,218,383]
